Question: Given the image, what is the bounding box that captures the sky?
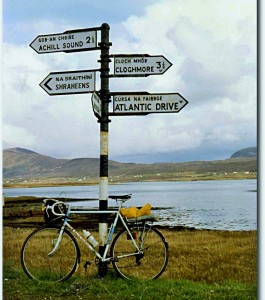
[1,0,257,163]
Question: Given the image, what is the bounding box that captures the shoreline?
[3,196,257,232]
[2,223,256,233]
[3,178,257,232]
[3,173,257,189]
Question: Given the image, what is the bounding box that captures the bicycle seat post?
[117,199,126,209]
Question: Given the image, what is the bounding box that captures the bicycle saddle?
[108,194,132,200]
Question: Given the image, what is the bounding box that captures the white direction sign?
[112,54,172,77]
[40,70,96,95]
[30,28,98,54]
[91,92,102,118]
[111,92,188,115]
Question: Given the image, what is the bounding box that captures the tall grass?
[3,226,257,299]
[3,227,256,283]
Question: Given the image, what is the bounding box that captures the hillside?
[3,147,68,178]
[3,147,123,179]
[2,147,257,186]
[230,147,257,158]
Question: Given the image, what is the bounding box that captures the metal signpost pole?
[98,23,111,277]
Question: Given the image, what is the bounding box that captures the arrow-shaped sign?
[40,70,96,95]
[30,28,99,54]
[111,54,172,77]
[91,92,102,119]
[110,92,188,115]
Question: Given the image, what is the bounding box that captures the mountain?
[3,147,120,179]
[3,147,257,183]
[3,147,68,178]
[230,147,257,158]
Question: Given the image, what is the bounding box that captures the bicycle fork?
[48,226,65,256]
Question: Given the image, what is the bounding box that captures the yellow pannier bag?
[137,203,151,217]
[121,203,151,219]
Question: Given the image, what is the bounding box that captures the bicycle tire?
[110,225,169,280]
[21,225,80,282]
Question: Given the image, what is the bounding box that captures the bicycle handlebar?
[50,201,68,217]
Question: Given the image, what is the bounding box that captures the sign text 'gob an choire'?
[40,70,96,96]
[113,54,172,77]
[30,28,98,54]
[111,92,188,115]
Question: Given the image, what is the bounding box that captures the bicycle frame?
[49,203,143,263]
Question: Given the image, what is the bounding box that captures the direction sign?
[112,54,172,77]
[30,28,98,54]
[40,70,96,95]
[91,92,102,118]
[110,92,188,115]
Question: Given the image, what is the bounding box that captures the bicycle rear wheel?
[110,225,168,280]
[21,226,80,282]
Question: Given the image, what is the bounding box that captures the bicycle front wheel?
[21,226,80,282]
[110,225,168,280]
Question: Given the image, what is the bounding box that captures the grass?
[3,227,257,299]
[3,266,256,300]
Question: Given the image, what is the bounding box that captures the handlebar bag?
[42,199,66,224]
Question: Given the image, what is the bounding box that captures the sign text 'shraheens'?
[113,54,172,77]
[30,28,98,54]
[111,92,188,115]
[40,70,96,95]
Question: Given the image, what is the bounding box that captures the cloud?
[2,41,100,158]
[1,0,257,162]
[2,124,36,148]
[109,0,256,159]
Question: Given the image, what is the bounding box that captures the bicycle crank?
[135,253,144,265]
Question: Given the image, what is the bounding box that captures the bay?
[3,179,257,231]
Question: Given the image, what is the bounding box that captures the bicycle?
[21,194,169,282]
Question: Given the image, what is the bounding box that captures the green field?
[3,227,257,299]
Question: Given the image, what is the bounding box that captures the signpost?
[40,70,96,95]
[112,54,172,77]
[30,28,99,54]
[31,23,188,278]
[97,23,111,278]
[111,92,188,115]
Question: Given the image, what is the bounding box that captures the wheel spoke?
[21,226,80,282]
[110,226,168,280]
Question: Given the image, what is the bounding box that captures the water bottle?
[83,230,99,248]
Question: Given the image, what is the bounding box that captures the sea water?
[3,179,257,230]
